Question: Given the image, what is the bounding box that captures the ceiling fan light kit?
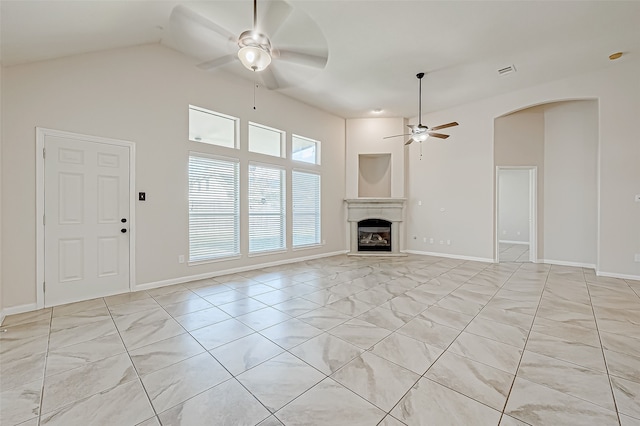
[237,30,272,71]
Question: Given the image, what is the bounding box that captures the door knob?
[121,228,127,233]
[121,218,127,223]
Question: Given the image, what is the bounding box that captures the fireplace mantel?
[344,198,406,255]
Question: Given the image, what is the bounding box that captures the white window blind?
[292,171,321,247]
[188,154,240,262]
[248,164,286,253]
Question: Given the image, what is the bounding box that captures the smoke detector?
[498,65,517,76]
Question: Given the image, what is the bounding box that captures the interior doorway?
[496,167,537,263]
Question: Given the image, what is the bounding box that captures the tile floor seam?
[36,306,54,426]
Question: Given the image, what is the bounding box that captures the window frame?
[292,134,321,165]
[248,121,286,158]
[188,105,239,149]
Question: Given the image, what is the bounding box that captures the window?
[292,135,320,164]
[249,122,284,157]
[189,105,238,148]
[248,164,286,253]
[188,154,240,262]
[292,170,321,247]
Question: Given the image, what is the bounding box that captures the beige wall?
[408,59,640,277]
[1,44,346,309]
[345,118,405,199]
[0,63,3,317]
[543,101,598,265]
[498,169,530,244]
[495,110,545,258]
[358,154,391,197]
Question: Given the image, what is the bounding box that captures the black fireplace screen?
[358,219,391,252]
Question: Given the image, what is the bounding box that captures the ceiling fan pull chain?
[253,81,258,110]
[420,141,423,160]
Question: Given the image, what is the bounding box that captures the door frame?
[36,127,136,309]
[495,166,537,263]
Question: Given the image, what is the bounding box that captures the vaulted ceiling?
[2,1,639,118]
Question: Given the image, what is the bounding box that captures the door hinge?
[43,282,46,293]
[43,215,46,225]
[43,148,46,159]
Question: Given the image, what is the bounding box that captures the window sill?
[188,255,241,267]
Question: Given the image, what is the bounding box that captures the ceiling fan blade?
[259,67,280,90]
[429,121,459,131]
[170,5,236,41]
[197,54,238,71]
[428,132,450,139]
[383,133,412,139]
[276,49,328,68]
[404,139,415,146]
[260,0,293,39]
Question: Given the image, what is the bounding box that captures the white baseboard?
[499,240,529,245]
[0,303,40,324]
[596,270,640,282]
[136,250,349,292]
[539,259,596,270]
[404,250,495,264]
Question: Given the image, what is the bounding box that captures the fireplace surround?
[345,198,406,255]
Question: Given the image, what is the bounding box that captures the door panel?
[45,135,130,306]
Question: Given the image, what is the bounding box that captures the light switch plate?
[635,194,640,202]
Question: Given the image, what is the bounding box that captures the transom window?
[292,134,320,164]
[189,105,238,149]
[249,122,285,158]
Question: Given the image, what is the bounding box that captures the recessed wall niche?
[358,153,391,197]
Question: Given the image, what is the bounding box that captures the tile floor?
[1,254,639,426]
[499,243,530,263]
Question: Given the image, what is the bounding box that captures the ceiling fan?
[169,0,329,90]
[384,72,458,145]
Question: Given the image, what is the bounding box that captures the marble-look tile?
[353,287,396,305]
[48,318,118,350]
[436,293,485,316]
[41,352,136,414]
[152,289,200,307]
[426,351,514,410]
[532,316,601,347]
[610,376,640,419]
[595,307,640,340]
[129,333,204,375]
[104,291,151,307]
[162,297,213,317]
[52,298,106,317]
[116,308,185,350]
[600,332,640,358]
[505,377,618,425]
[419,305,473,330]
[50,307,111,331]
[46,333,126,376]
[465,317,528,349]
[517,350,615,411]
[332,351,419,411]
[525,331,606,372]
[15,419,39,426]
[484,297,538,316]
[236,306,291,331]
[237,352,325,412]
[620,413,640,426]
[202,289,247,305]
[259,318,323,349]
[190,318,255,350]
[382,295,429,316]
[449,332,522,374]
[0,350,46,391]
[0,318,51,341]
[302,288,346,306]
[605,349,640,383]
[141,352,231,413]
[173,306,231,331]
[257,416,284,426]
[188,282,233,298]
[40,380,154,426]
[297,307,351,331]
[272,297,321,316]
[290,333,363,375]
[535,305,597,329]
[499,415,530,425]
[210,333,284,375]
[391,377,501,425]
[370,332,442,375]
[251,289,296,305]
[136,416,161,426]
[357,306,413,331]
[378,415,407,426]
[0,378,41,425]
[146,284,188,297]
[158,378,270,426]
[275,378,385,426]
[328,318,391,349]
[281,283,318,297]
[1,308,51,327]
[217,298,269,316]
[107,298,161,317]
[234,283,279,297]
[397,316,460,349]
[327,296,376,317]
[477,306,534,330]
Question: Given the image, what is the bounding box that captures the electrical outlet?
[517,231,521,236]
[423,237,427,243]
[178,255,185,264]
[429,238,434,244]
[447,240,451,245]
[635,253,640,262]
[418,200,422,206]
[635,194,640,202]
[439,240,444,245]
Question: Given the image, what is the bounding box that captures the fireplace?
[358,219,392,252]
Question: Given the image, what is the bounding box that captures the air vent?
[498,65,517,76]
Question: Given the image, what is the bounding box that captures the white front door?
[44,134,131,306]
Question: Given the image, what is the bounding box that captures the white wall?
[407,58,640,278]
[345,118,405,199]
[1,44,346,309]
[0,63,4,321]
[498,169,530,243]
[543,101,598,266]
